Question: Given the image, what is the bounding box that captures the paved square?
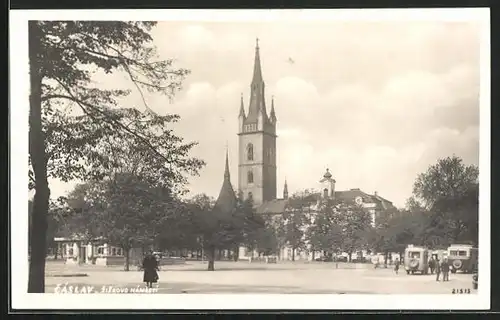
[45,260,475,294]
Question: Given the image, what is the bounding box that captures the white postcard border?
[10,8,490,310]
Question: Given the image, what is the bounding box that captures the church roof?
[254,189,396,215]
[334,189,396,210]
[256,199,288,215]
[213,150,237,214]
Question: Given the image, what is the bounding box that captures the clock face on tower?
[355,196,363,205]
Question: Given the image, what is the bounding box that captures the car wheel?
[451,269,456,274]
[406,270,410,275]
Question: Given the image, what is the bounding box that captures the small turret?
[283,178,288,200]
[238,93,246,132]
[269,96,277,124]
[239,93,245,118]
[319,168,336,200]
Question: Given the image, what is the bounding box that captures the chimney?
[374,191,378,197]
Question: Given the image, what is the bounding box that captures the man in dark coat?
[429,257,436,274]
[142,250,159,288]
[435,258,441,282]
[442,258,450,282]
[393,258,400,275]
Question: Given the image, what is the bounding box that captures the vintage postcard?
[10,8,490,310]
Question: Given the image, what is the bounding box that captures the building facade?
[238,39,277,206]
[229,40,398,261]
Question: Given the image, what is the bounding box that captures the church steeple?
[238,39,277,206]
[214,148,237,214]
[252,38,263,85]
[283,178,288,199]
[246,38,267,123]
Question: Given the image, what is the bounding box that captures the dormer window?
[323,188,329,198]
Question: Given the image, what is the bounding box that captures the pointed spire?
[252,37,263,85]
[270,95,276,122]
[224,142,230,178]
[239,93,245,118]
[247,38,267,123]
[215,148,237,214]
[283,177,289,199]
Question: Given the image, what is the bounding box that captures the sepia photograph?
[10,8,490,310]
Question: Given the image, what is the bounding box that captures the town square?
[45,260,474,294]
[12,9,486,308]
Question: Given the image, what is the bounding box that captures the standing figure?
[394,258,400,275]
[429,257,435,274]
[442,258,450,282]
[435,258,441,282]
[142,250,159,288]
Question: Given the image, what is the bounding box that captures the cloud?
[45,20,480,209]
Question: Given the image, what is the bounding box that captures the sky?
[45,20,481,208]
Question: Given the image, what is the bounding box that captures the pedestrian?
[429,257,435,274]
[394,258,400,275]
[435,258,441,282]
[142,250,159,288]
[442,258,450,282]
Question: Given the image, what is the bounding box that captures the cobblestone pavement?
[45,261,474,294]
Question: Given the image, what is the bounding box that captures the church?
[214,39,397,261]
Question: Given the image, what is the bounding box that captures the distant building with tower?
[214,39,397,261]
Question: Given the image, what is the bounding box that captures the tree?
[252,220,280,257]
[306,199,343,259]
[336,202,373,261]
[187,194,264,270]
[284,191,315,261]
[28,21,203,292]
[29,198,68,259]
[377,211,428,263]
[412,155,479,246]
[412,155,478,209]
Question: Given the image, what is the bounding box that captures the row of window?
[65,246,123,257]
[245,143,274,162]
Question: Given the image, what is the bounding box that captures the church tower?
[238,39,277,206]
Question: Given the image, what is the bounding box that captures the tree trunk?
[124,247,130,271]
[207,246,215,271]
[28,21,50,293]
[291,247,295,261]
[384,251,389,267]
[348,252,352,262]
[54,244,58,260]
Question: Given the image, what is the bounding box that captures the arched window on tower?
[323,188,329,198]
[247,143,254,161]
[248,170,254,184]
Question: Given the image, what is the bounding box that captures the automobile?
[352,257,368,263]
[315,256,333,262]
[335,256,348,262]
[447,244,478,274]
[472,271,478,290]
[404,245,429,275]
